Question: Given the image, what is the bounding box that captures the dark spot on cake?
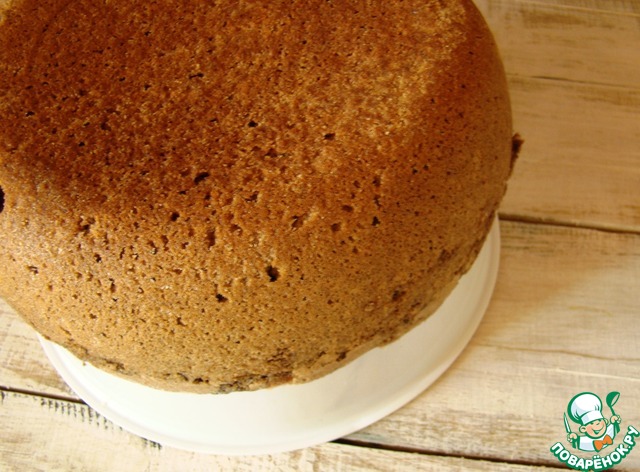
[245,192,259,202]
[267,348,293,368]
[78,216,96,234]
[148,240,159,255]
[331,222,341,232]
[206,229,216,248]
[27,265,39,274]
[438,249,452,263]
[25,110,35,117]
[342,205,353,213]
[188,71,204,79]
[336,351,347,361]
[247,120,258,127]
[291,215,305,230]
[194,172,210,184]
[215,293,228,303]
[323,132,335,140]
[170,212,180,222]
[264,147,279,158]
[94,253,102,263]
[266,265,279,282]
[392,290,406,302]
[372,216,381,226]
[0,186,4,214]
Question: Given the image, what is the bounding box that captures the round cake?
[0,0,519,393]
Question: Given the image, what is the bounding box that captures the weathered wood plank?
[475,0,640,231]
[0,298,74,397]
[476,0,640,88]
[0,390,555,472]
[502,74,640,231]
[348,221,640,468]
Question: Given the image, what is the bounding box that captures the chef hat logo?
[567,392,604,426]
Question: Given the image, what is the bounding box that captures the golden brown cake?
[0,0,519,393]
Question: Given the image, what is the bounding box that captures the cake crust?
[0,0,515,392]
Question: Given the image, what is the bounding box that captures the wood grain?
[0,390,557,472]
[476,0,640,231]
[348,221,640,468]
[476,0,640,87]
[502,75,640,231]
[1,0,639,469]
[0,298,74,398]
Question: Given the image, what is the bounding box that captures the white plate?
[39,220,500,456]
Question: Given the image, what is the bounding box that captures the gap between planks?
[0,384,82,405]
[0,386,563,469]
[333,437,568,470]
[513,0,640,18]
[498,212,640,237]
[519,73,640,92]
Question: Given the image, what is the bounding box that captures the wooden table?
[1,1,639,470]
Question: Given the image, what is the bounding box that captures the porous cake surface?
[0,0,516,392]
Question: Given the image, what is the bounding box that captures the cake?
[0,0,520,393]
